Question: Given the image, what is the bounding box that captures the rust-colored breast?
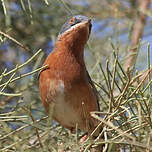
[39,24,99,133]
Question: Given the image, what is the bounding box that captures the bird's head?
[57,15,92,47]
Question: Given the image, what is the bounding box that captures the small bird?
[39,15,100,143]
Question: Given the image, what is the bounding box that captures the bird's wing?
[86,70,100,111]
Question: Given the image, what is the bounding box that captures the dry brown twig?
[123,0,150,72]
[0,30,29,51]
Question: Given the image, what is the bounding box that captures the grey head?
[58,15,92,36]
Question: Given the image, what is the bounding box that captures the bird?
[39,15,101,149]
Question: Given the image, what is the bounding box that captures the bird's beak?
[88,19,92,36]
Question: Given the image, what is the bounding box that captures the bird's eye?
[69,17,76,26]
[69,17,81,26]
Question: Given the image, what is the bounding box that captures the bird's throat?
[55,39,85,66]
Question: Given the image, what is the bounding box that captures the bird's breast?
[45,78,85,130]
[44,50,86,85]
[39,48,98,131]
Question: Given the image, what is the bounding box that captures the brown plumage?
[39,15,100,141]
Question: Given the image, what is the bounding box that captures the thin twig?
[0,30,29,51]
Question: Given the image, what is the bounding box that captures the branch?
[0,30,29,51]
[123,0,150,72]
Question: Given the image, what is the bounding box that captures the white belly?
[54,97,81,128]
[48,79,82,129]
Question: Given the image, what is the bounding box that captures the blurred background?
[0,0,152,151]
[0,0,151,103]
